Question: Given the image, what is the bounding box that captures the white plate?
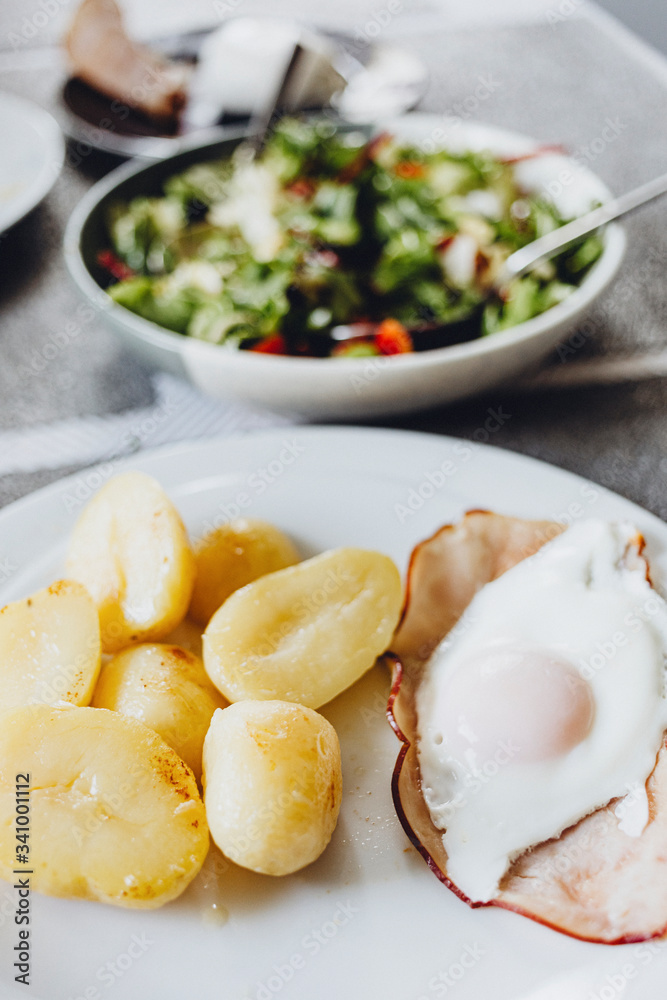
[1,426,666,1000]
[0,93,64,233]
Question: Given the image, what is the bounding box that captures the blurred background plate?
[0,92,64,232]
[57,21,429,160]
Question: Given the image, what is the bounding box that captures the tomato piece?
[338,132,391,183]
[286,179,316,199]
[394,161,425,180]
[97,250,135,282]
[250,334,288,355]
[436,234,455,252]
[375,319,413,355]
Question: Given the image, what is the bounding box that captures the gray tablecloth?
[1,1,667,517]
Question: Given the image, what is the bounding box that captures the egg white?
[416,519,667,903]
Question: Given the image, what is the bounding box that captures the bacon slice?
[388,510,667,943]
[65,0,189,124]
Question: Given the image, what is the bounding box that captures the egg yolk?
[438,644,595,764]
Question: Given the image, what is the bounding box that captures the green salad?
[100,119,603,358]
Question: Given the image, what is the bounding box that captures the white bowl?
[64,115,625,419]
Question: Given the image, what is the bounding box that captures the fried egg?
[416,519,667,903]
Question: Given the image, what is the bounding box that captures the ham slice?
[65,0,189,124]
[388,510,667,943]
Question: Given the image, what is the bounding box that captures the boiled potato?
[203,700,342,875]
[203,548,402,708]
[189,518,300,626]
[0,580,100,713]
[66,471,195,652]
[0,705,208,908]
[93,643,227,779]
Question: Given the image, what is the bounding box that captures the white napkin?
[186,18,344,127]
[0,374,298,477]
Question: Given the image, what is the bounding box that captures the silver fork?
[500,169,667,286]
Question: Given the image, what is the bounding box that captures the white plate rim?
[0,92,65,234]
[2,424,665,543]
